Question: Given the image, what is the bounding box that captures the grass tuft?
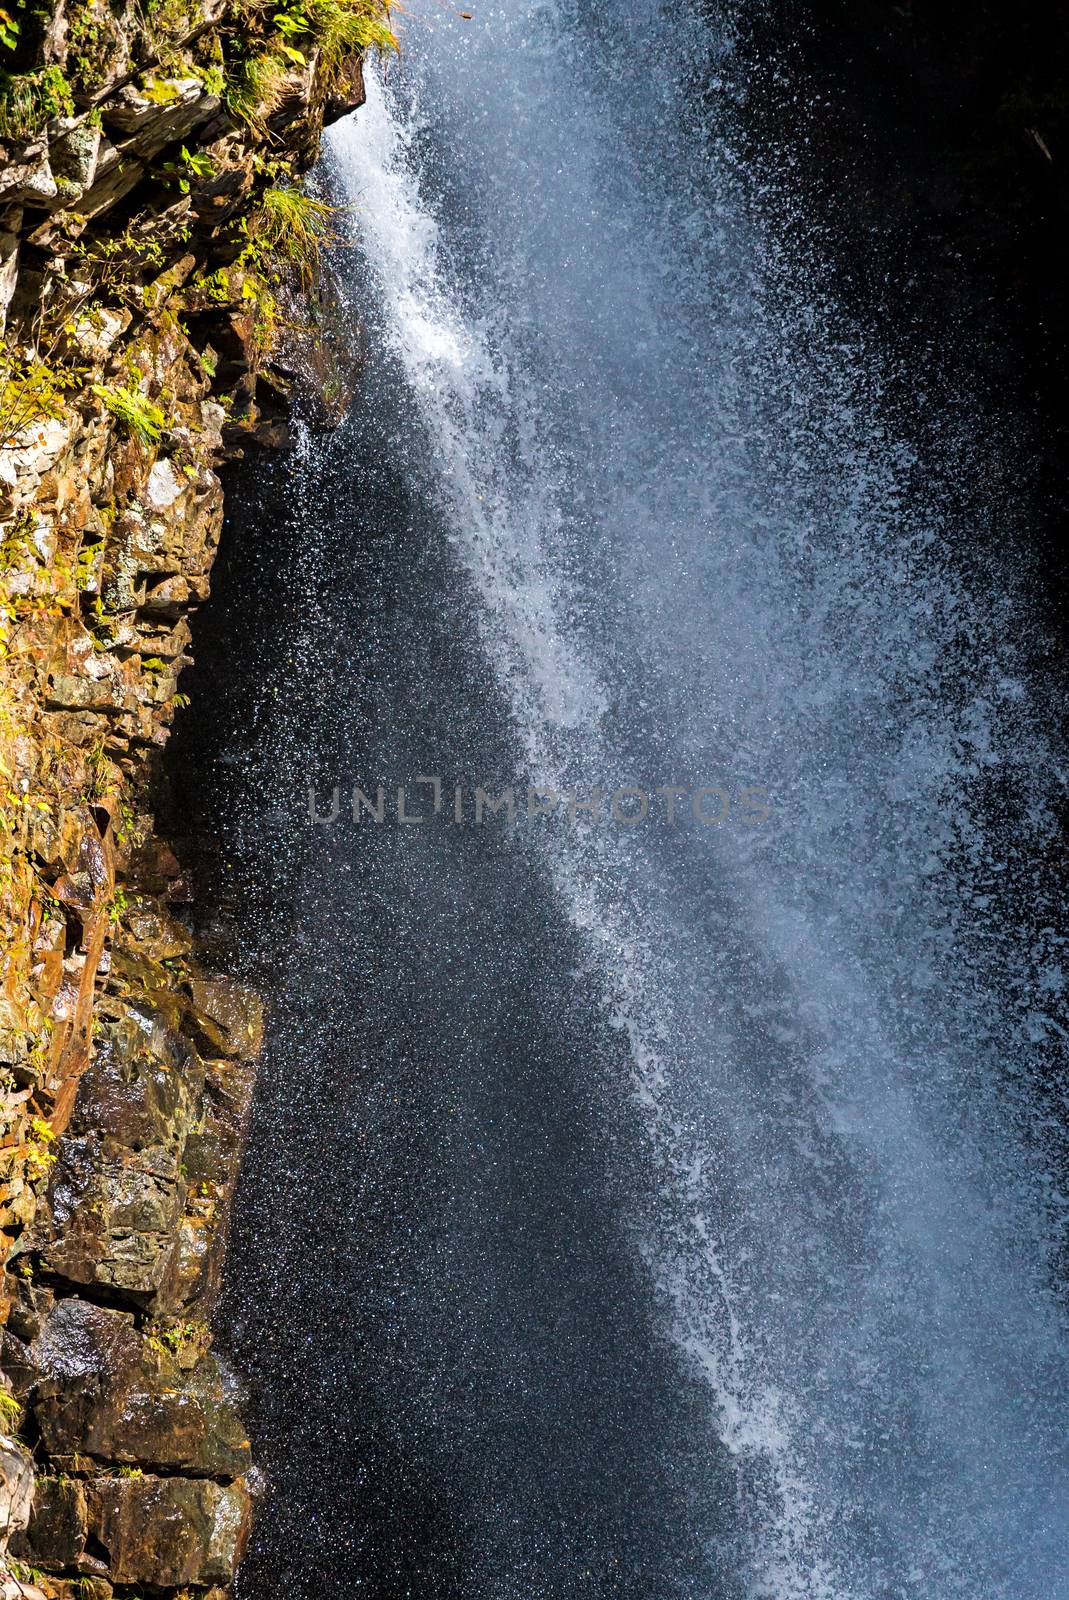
[0,64,75,142]
[305,0,397,78]
[224,47,291,130]
[250,183,338,287]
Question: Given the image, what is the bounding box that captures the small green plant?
[0,64,75,141]
[185,146,214,179]
[76,538,103,591]
[1,351,77,452]
[146,0,191,23]
[70,224,166,308]
[161,143,216,193]
[91,381,166,445]
[189,265,232,304]
[6,1560,51,1591]
[25,1115,57,1180]
[193,62,227,96]
[67,1,115,95]
[107,885,129,924]
[149,1318,208,1363]
[115,799,147,849]
[88,591,120,649]
[0,6,18,51]
[0,1388,21,1429]
[0,511,37,572]
[86,738,113,800]
[272,3,312,65]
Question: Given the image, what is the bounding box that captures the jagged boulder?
[9,1475,87,1571]
[159,1056,256,1314]
[0,1430,35,1588]
[186,978,264,1060]
[38,1012,204,1300]
[31,1299,251,1477]
[85,1474,251,1588]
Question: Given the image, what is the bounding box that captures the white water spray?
[326,7,1069,1594]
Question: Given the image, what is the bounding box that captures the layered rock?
[1,0,385,1593]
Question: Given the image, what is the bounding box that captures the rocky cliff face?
[0,3,384,1593]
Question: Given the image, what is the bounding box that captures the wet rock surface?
[86,1473,252,1588]
[9,1475,86,1571]
[32,1299,250,1477]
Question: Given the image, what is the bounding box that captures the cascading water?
[209,4,1069,1598]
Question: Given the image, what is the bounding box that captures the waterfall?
[221,4,1069,1597]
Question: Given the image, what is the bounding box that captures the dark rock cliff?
[0,3,388,1594]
